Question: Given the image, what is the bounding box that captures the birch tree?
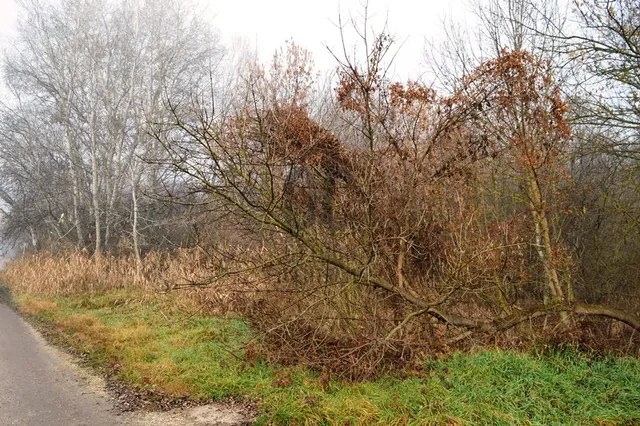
[0,0,223,253]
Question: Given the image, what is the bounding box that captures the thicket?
[1,0,640,378]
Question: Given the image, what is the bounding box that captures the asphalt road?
[0,300,128,426]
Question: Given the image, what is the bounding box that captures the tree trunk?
[131,170,142,272]
[61,94,86,248]
[90,108,102,257]
[525,165,565,302]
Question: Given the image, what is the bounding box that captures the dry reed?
[0,249,248,315]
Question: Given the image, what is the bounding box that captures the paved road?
[0,301,128,426]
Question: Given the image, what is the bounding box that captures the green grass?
[14,290,640,425]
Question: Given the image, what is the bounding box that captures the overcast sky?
[0,0,472,79]
[0,0,17,40]
[207,0,470,78]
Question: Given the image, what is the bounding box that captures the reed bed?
[0,249,250,315]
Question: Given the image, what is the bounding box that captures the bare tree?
[0,0,224,254]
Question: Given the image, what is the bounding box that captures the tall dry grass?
[0,249,249,315]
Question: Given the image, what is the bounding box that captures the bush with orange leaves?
[143,30,640,377]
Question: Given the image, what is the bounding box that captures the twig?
[385,308,429,341]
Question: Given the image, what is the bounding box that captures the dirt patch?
[137,404,256,426]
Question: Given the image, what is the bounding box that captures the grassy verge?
[13,290,640,425]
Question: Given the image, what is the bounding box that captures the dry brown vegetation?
[1,249,243,314]
[4,243,639,380]
[2,0,640,382]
